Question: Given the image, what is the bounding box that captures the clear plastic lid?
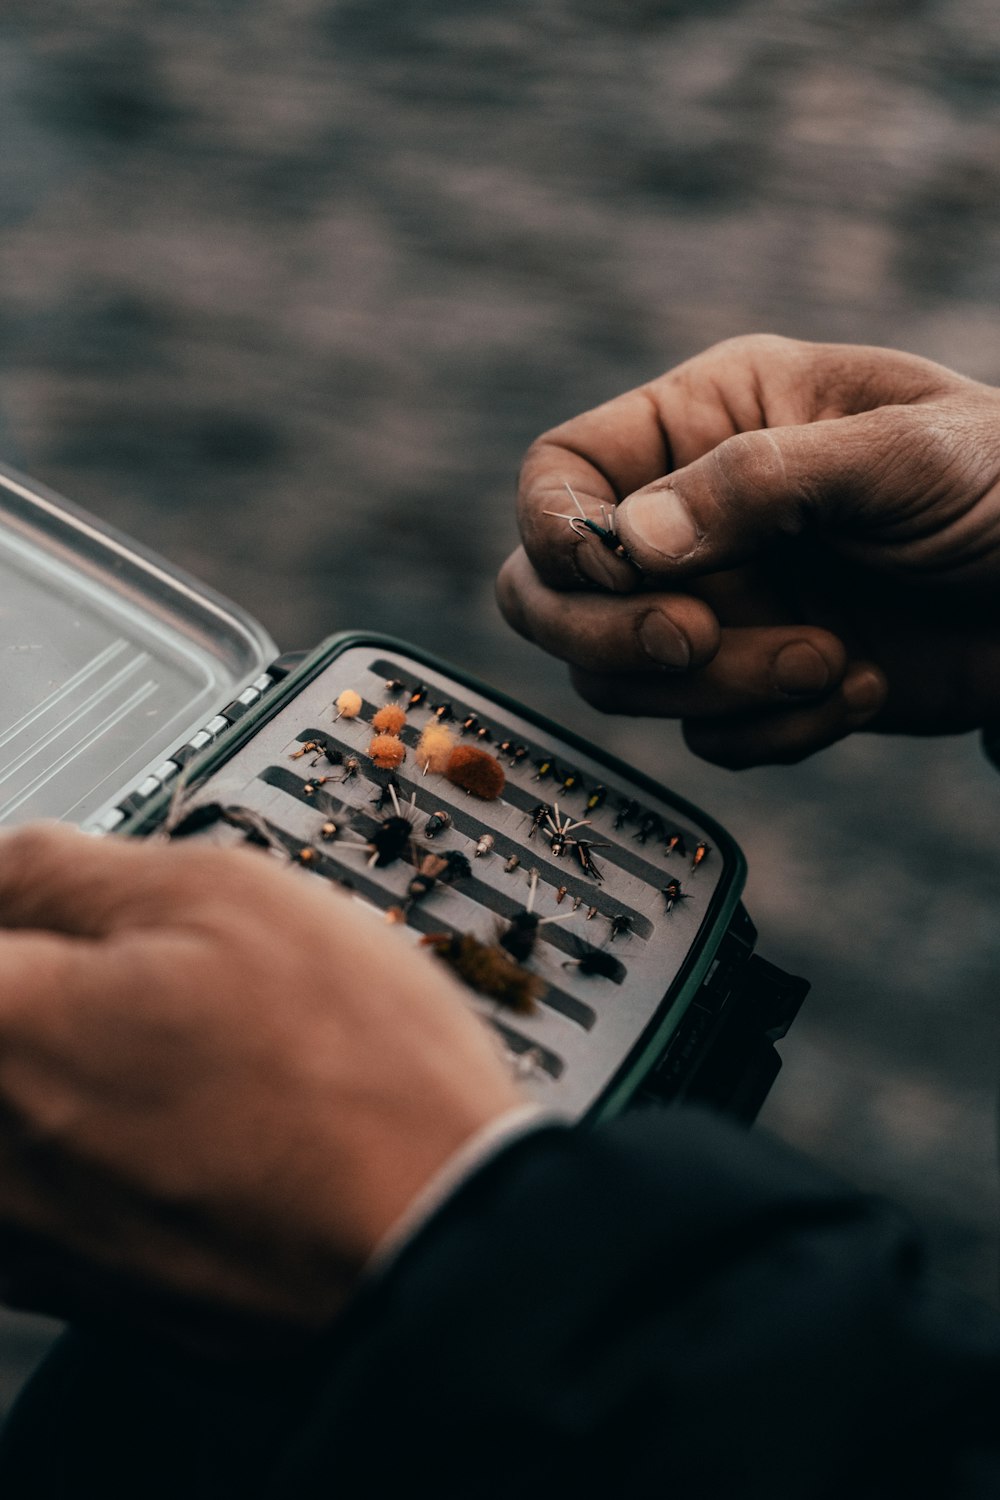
[0,462,276,826]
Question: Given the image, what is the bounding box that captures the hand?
[0,825,520,1343]
[498,335,1000,766]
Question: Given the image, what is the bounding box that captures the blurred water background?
[0,0,998,1419]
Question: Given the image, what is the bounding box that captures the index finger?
[0,824,268,939]
[517,388,671,592]
[516,334,965,594]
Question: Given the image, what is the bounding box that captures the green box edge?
[126,629,749,1122]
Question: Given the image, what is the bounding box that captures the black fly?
[661,878,691,914]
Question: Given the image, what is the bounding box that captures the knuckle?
[517,437,564,517]
[6,828,77,864]
[522,432,560,466]
[711,429,784,491]
[4,823,74,869]
[117,842,245,918]
[1,825,85,904]
[704,428,813,534]
[704,332,802,369]
[151,846,281,933]
[856,403,905,446]
[167,842,259,892]
[725,332,782,358]
[706,430,793,516]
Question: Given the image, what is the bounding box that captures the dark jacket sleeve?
[2,1109,999,1498]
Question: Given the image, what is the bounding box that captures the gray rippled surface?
[0,0,998,1418]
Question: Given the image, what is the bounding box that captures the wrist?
[364,1102,558,1280]
[327,1077,526,1283]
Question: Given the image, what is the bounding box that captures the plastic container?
[0,461,275,827]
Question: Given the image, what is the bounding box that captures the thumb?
[613,408,922,577]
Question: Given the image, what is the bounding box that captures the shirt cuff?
[363,1103,565,1281]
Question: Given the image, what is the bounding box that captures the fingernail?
[576,542,635,592]
[639,612,690,670]
[772,642,830,697]
[621,486,700,562]
[844,667,885,720]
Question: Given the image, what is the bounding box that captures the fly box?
[0,460,807,1124]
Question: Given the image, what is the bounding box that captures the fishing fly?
[370,775,401,810]
[542,481,622,551]
[614,799,640,830]
[527,802,550,839]
[367,733,406,770]
[544,803,591,858]
[406,849,470,906]
[371,704,407,735]
[290,737,342,767]
[661,878,690,914]
[562,947,622,980]
[571,839,610,883]
[337,784,416,868]
[416,721,456,775]
[333,689,363,721]
[421,932,542,1015]
[499,867,573,962]
[634,812,665,846]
